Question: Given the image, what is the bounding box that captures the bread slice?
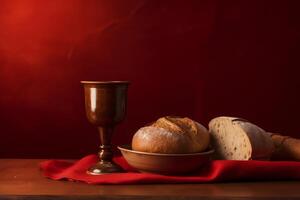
[209,116,274,160]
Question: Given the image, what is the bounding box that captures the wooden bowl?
[118,145,214,175]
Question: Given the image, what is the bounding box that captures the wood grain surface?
[0,159,300,200]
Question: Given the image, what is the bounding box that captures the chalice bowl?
[81,81,130,175]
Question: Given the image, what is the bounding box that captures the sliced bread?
[208,116,274,160]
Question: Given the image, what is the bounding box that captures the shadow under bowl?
[118,145,214,175]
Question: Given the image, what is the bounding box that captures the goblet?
[81,81,130,175]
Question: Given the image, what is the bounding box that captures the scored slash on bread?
[209,117,274,160]
[152,117,185,134]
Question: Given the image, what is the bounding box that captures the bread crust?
[271,133,300,161]
[132,126,191,154]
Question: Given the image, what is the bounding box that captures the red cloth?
[40,155,300,184]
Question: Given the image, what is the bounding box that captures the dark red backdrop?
[0,0,299,158]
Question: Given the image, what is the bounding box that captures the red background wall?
[0,0,299,158]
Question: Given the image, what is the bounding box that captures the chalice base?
[87,161,123,175]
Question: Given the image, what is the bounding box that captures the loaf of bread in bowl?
[209,116,274,160]
[132,116,210,154]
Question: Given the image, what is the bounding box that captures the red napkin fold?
[40,155,300,184]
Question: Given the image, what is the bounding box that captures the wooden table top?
[0,159,300,200]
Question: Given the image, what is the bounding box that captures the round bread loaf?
[209,116,274,160]
[132,116,210,154]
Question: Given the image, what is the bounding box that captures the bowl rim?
[118,144,214,156]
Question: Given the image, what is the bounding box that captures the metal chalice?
[81,81,129,175]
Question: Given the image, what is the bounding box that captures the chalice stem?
[98,127,114,162]
[87,126,123,174]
